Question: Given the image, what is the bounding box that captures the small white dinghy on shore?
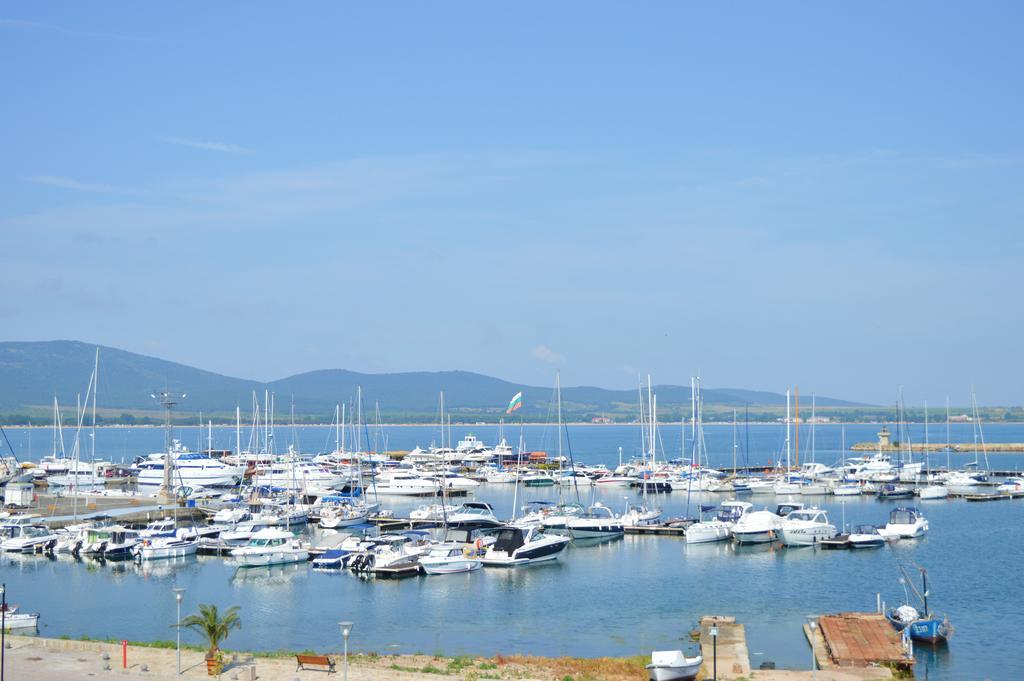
[646,650,702,681]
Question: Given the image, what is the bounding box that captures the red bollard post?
[122,640,128,669]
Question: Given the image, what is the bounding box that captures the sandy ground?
[5,635,893,681]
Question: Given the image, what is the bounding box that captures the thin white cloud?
[161,137,249,154]
[26,175,125,194]
[0,18,168,43]
[531,345,565,365]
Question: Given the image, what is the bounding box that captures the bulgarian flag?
[506,391,523,414]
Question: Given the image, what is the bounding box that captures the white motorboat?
[133,533,199,561]
[879,506,928,539]
[409,504,459,521]
[831,482,862,496]
[558,471,594,486]
[252,456,345,490]
[45,459,121,487]
[944,471,985,495]
[996,477,1024,494]
[0,524,58,553]
[0,607,40,631]
[212,506,251,525]
[373,472,441,496]
[566,503,624,540]
[218,522,273,546]
[918,484,949,500]
[350,532,433,573]
[447,502,501,526]
[481,525,570,566]
[746,479,776,495]
[685,501,751,545]
[732,510,782,544]
[81,526,141,559]
[521,471,557,487]
[646,650,702,681]
[780,508,838,547]
[621,503,662,528]
[137,447,242,488]
[424,471,481,491]
[419,543,482,574]
[847,524,886,549]
[230,528,309,567]
[319,504,370,529]
[485,469,518,484]
[594,473,637,488]
[531,503,585,533]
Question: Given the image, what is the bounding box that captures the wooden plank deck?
[817,613,911,670]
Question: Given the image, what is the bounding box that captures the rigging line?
[562,419,580,505]
[0,424,19,461]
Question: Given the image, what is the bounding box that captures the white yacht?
[481,526,570,566]
[879,507,928,539]
[732,510,782,544]
[685,501,751,545]
[318,502,370,529]
[81,526,141,559]
[918,484,949,500]
[780,508,838,547]
[136,446,242,488]
[0,524,58,553]
[848,524,886,549]
[373,472,440,496]
[621,503,662,528]
[419,543,482,574]
[447,502,501,526]
[996,477,1024,493]
[133,532,199,561]
[484,469,518,484]
[566,503,624,540]
[230,528,309,567]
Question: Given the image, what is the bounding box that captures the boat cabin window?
[889,510,916,524]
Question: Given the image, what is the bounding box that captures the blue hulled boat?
[886,566,953,644]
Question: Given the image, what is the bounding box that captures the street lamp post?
[709,625,718,681]
[338,621,354,681]
[173,588,186,676]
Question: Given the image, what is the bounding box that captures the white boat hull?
[234,550,309,567]
[420,558,482,574]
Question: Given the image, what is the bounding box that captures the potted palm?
[177,604,242,676]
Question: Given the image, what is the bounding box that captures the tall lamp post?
[1,583,6,681]
[338,621,354,681]
[173,587,186,676]
[709,625,718,681]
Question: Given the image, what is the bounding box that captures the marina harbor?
[0,384,1019,680]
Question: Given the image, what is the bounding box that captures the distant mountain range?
[0,340,865,423]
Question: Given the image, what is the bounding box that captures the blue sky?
[2,3,1021,405]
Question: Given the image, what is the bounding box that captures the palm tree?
[177,604,242,660]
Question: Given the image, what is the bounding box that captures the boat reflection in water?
[231,562,308,586]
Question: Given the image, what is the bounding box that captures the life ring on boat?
[475,538,483,550]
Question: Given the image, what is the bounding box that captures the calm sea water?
[3,423,1023,680]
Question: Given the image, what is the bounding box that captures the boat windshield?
[853,525,877,534]
[889,510,917,524]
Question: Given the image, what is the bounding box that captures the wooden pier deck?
[813,613,911,672]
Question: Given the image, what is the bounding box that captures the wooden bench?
[295,654,336,673]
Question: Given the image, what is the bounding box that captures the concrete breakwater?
[850,442,1024,452]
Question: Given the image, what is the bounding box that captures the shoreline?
[5,632,883,681]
